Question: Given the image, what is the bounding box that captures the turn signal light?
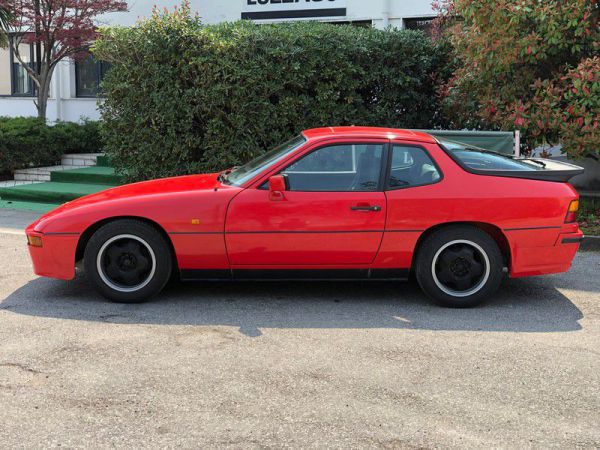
[565,200,579,223]
[27,235,43,247]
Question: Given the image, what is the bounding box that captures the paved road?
[0,211,599,448]
[0,207,40,233]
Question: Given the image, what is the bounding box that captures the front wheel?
[83,220,172,302]
[415,225,504,308]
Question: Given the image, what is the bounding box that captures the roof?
[302,127,436,143]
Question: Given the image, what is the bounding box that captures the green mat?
[51,166,122,185]
[0,156,122,212]
[0,181,114,204]
[0,199,60,213]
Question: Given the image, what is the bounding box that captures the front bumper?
[26,231,79,280]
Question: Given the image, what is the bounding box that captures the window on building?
[9,38,36,96]
[329,20,373,28]
[403,17,436,37]
[75,55,111,98]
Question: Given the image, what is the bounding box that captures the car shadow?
[0,272,585,337]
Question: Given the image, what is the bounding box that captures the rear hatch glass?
[439,139,584,182]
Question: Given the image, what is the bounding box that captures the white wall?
[0,0,435,122]
[103,0,434,27]
[0,58,101,122]
[0,97,101,122]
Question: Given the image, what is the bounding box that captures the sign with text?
[241,0,347,20]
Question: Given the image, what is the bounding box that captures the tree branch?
[11,36,41,88]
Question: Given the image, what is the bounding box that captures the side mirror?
[268,175,287,201]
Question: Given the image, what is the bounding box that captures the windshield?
[225,135,307,186]
[439,138,545,171]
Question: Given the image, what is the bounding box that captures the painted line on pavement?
[0,228,25,236]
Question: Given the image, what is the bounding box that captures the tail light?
[565,199,579,223]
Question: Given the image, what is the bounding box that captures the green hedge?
[95,10,452,182]
[0,117,103,176]
[52,120,103,155]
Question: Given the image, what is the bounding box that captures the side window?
[388,145,441,189]
[282,144,384,192]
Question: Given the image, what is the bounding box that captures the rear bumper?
[509,229,584,278]
[26,231,78,280]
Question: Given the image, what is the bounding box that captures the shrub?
[0,117,103,176]
[436,0,600,159]
[94,6,452,181]
[52,120,103,155]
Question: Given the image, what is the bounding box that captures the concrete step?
[13,153,104,183]
[0,180,37,188]
[0,153,112,209]
[14,174,48,182]
[61,153,104,167]
[14,165,88,182]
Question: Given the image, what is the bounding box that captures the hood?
[35,173,223,223]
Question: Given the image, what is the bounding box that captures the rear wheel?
[83,220,172,302]
[415,225,504,308]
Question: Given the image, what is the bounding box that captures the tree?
[3,0,127,120]
[436,0,600,159]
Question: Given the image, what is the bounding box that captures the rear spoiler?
[481,158,585,183]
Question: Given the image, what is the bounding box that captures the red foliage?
[436,0,600,158]
[8,0,127,60]
[3,0,127,118]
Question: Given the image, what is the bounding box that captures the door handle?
[350,205,382,212]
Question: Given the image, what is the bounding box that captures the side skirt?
[179,268,410,282]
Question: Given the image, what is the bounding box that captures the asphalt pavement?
[0,209,599,448]
[0,207,40,234]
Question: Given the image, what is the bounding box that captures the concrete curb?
[581,235,600,252]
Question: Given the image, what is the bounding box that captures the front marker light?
[565,200,579,223]
[27,235,43,247]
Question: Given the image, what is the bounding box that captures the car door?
[225,140,388,266]
[373,142,445,269]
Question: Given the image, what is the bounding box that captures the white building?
[0,0,436,122]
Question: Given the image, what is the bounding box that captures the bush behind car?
[94,10,453,182]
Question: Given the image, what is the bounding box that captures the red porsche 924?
[26,127,585,307]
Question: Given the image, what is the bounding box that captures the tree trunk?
[36,66,54,121]
[36,79,48,121]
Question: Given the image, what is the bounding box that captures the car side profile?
[26,127,584,307]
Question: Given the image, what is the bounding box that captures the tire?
[415,225,504,308]
[83,219,172,303]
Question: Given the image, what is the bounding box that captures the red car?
[26,127,584,307]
